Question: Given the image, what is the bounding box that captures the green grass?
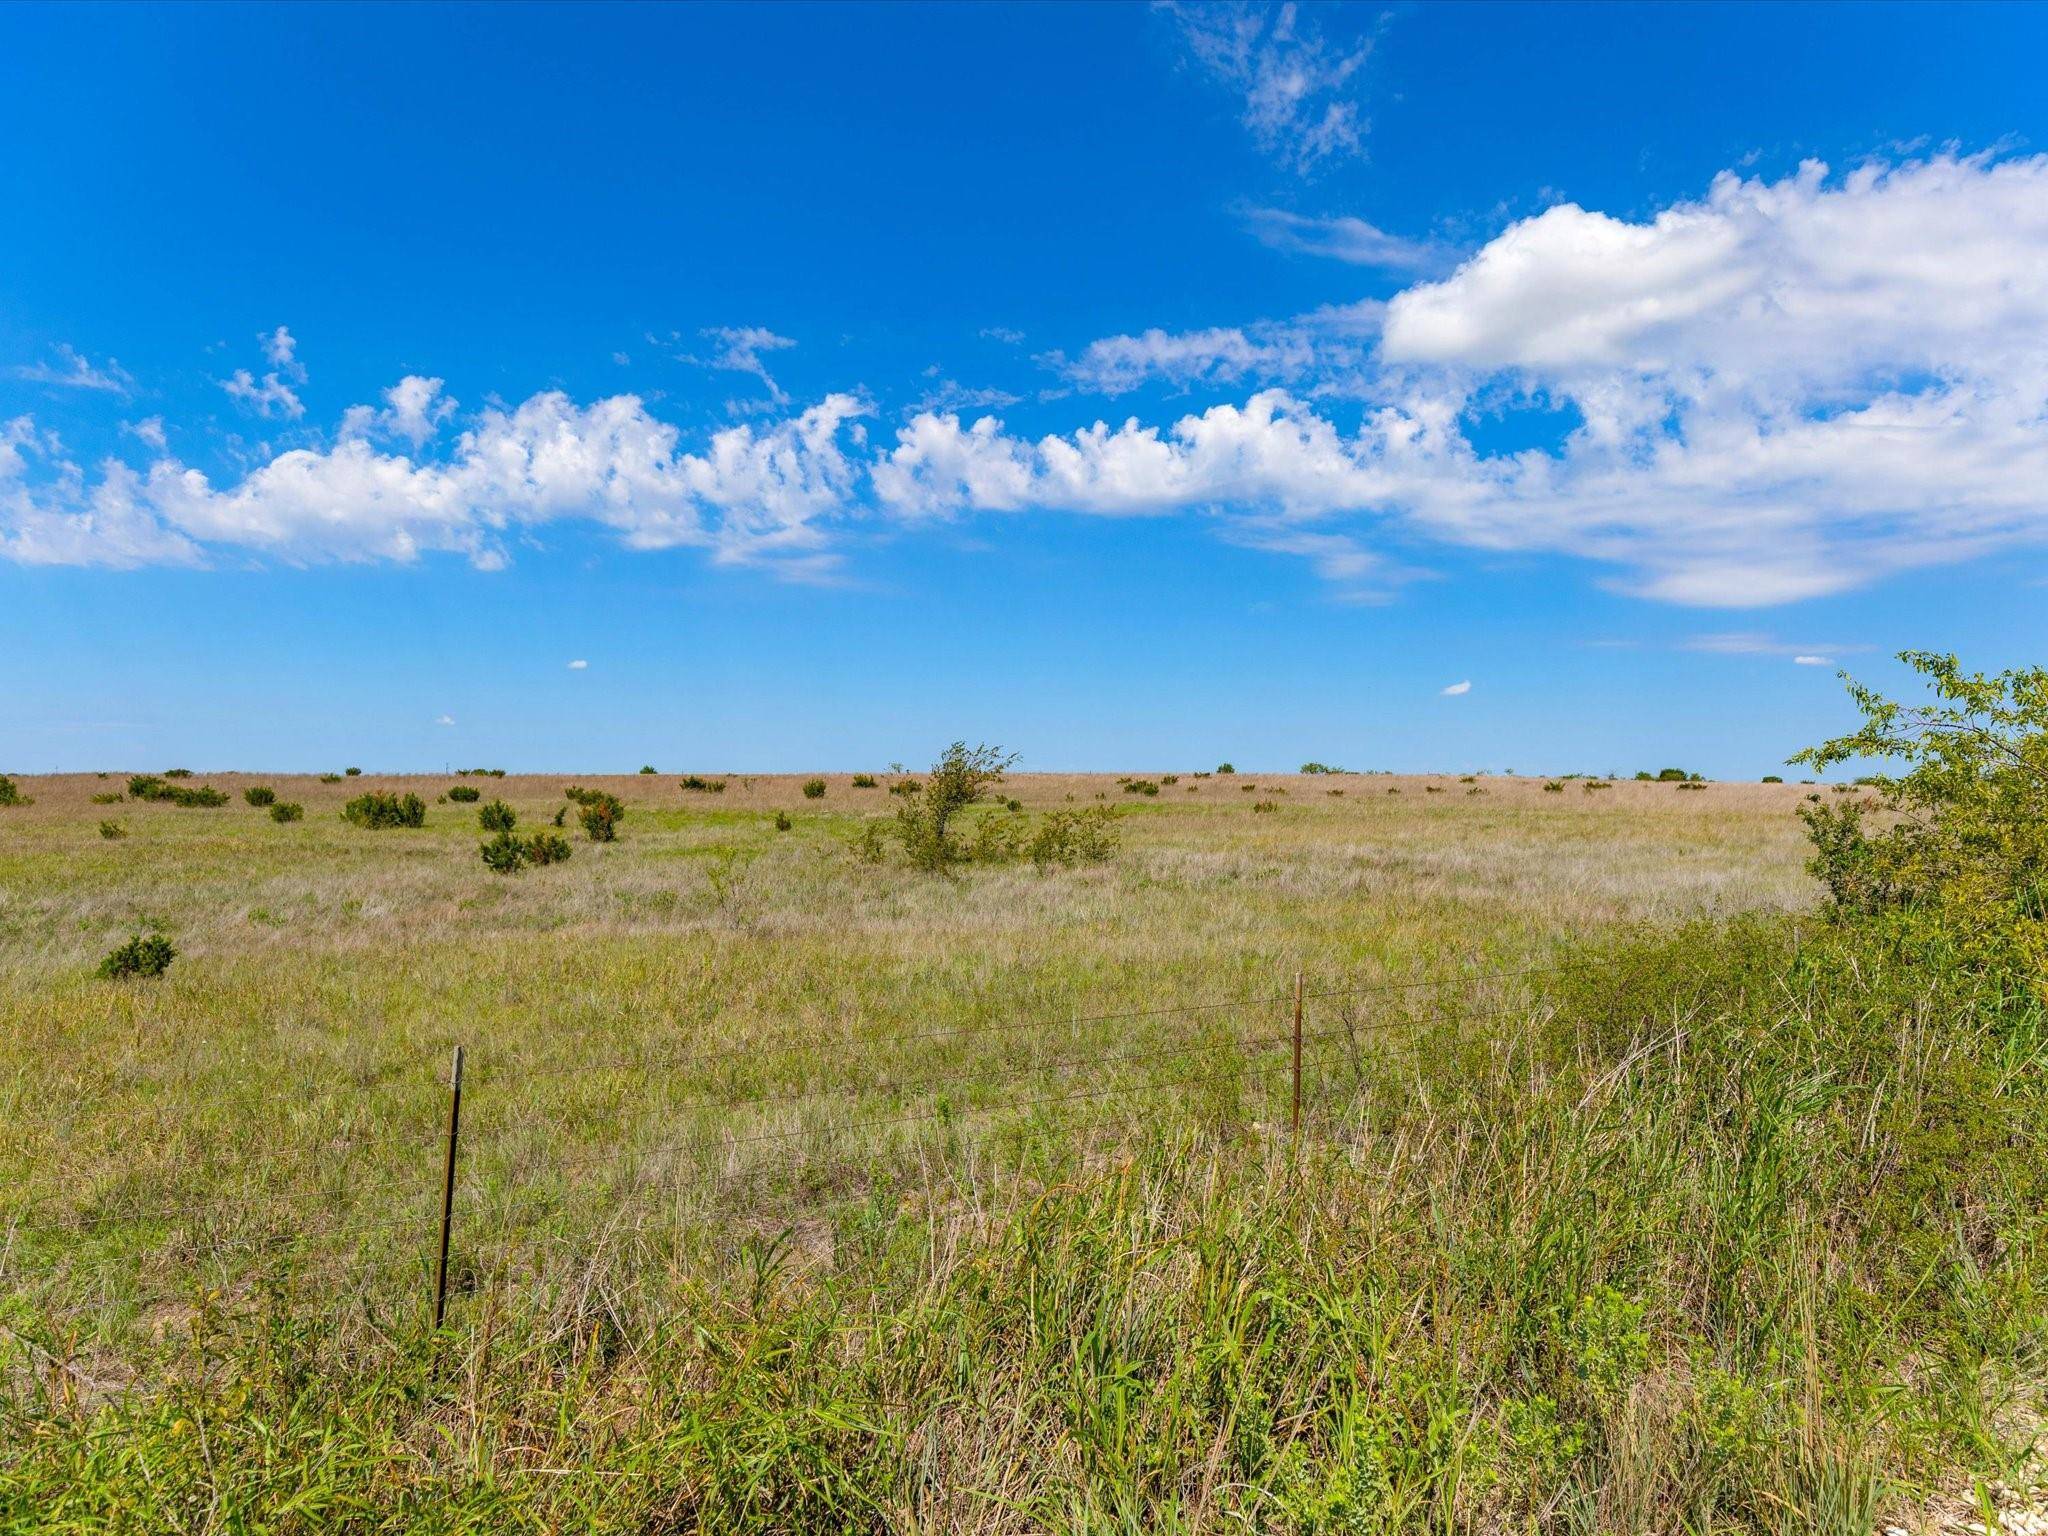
[0,772,2040,1529]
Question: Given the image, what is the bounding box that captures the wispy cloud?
[13,343,133,395]
[1440,680,1471,696]
[566,659,589,670]
[1161,1,1375,175]
[1685,633,1864,662]
[219,326,307,420]
[695,326,796,407]
[1240,206,1448,273]
[979,326,1026,345]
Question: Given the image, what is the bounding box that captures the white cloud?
[1052,301,1382,397]
[1240,206,1445,272]
[261,326,305,381]
[979,326,1026,345]
[13,343,133,395]
[912,379,1023,416]
[122,416,168,452]
[1685,633,1862,659]
[1440,680,1471,696]
[339,375,455,447]
[4,387,868,577]
[435,713,456,725]
[567,659,588,670]
[220,368,304,420]
[696,326,796,407]
[1163,1,1374,174]
[1793,655,1832,667]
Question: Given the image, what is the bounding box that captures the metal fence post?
[434,1044,465,1330]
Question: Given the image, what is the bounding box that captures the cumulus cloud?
[1440,680,1471,696]
[1240,206,1446,272]
[1162,1,1374,174]
[220,368,304,420]
[13,343,133,395]
[567,659,588,670]
[340,376,456,447]
[2,387,868,578]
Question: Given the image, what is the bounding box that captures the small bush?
[447,784,481,803]
[318,773,343,784]
[1216,762,1235,774]
[853,819,887,862]
[478,800,517,834]
[1123,780,1159,796]
[523,830,572,866]
[852,774,879,788]
[1251,799,1279,813]
[1160,774,1178,786]
[1761,774,1784,783]
[639,765,657,775]
[565,786,624,842]
[244,786,276,808]
[163,768,192,779]
[1027,806,1120,867]
[1239,783,1259,793]
[0,775,29,807]
[127,775,168,800]
[98,934,175,980]
[1677,780,1707,791]
[1543,780,1564,793]
[679,775,726,793]
[1583,780,1611,792]
[888,779,922,797]
[342,791,426,829]
[99,820,126,840]
[802,778,827,799]
[774,811,792,832]
[1300,761,1338,774]
[480,831,526,873]
[344,767,362,777]
[90,792,123,805]
[269,801,304,823]
[132,776,228,807]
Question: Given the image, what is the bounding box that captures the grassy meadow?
[1,766,2042,1531]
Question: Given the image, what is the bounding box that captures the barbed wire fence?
[6,963,1581,1327]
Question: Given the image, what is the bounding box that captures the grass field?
[3,768,2042,1532]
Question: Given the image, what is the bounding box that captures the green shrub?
[680,775,726,793]
[774,811,792,832]
[163,768,192,779]
[1251,799,1279,813]
[1215,762,1234,774]
[480,831,526,873]
[893,742,1015,871]
[522,830,571,866]
[447,785,481,803]
[1543,780,1564,793]
[802,778,827,800]
[888,779,922,797]
[269,801,303,823]
[0,775,28,807]
[135,777,228,807]
[1027,806,1120,868]
[564,786,623,842]
[318,773,342,784]
[342,791,425,829]
[344,767,362,777]
[98,820,126,840]
[478,800,517,834]
[90,791,123,805]
[638,765,656,774]
[852,819,887,862]
[851,774,879,788]
[97,934,175,980]
[1761,774,1784,784]
[1123,779,1159,796]
[1300,761,1338,774]
[243,786,276,808]
[127,775,167,800]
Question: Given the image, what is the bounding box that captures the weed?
[774,810,792,832]
[90,792,123,805]
[1251,799,1279,813]
[98,820,126,840]
[1543,781,1565,793]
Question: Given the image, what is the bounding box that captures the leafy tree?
[1792,651,2048,979]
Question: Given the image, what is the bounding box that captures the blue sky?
[5,1,2046,776]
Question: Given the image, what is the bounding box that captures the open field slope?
[2,770,2042,1532]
